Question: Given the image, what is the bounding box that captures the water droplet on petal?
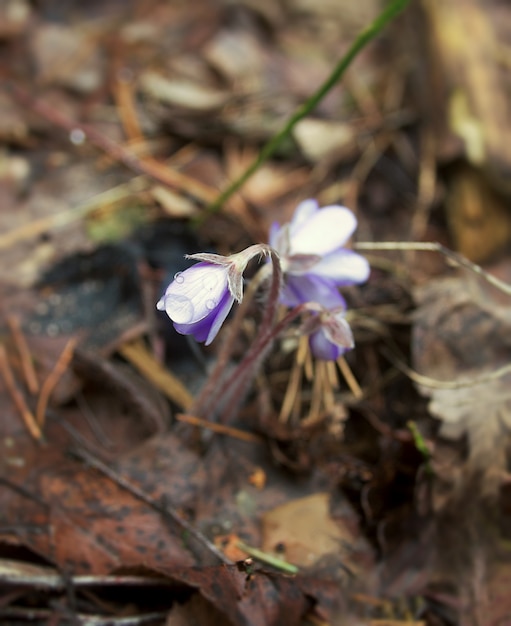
[206,299,217,310]
[174,272,184,284]
[166,294,195,323]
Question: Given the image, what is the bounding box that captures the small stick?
[36,337,78,427]
[0,178,147,251]
[355,241,511,296]
[278,335,307,423]
[0,345,42,440]
[326,359,340,389]
[337,356,363,399]
[118,339,194,410]
[382,347,511,390]
[303,339,314,381]
[6,315,39,394]
[10,84,218,205]
[306,360,324,424]
[324,362,337,412]
[175,413,262,443]
[113,74,144,142]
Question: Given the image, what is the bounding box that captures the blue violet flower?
[269,199,370,308]
[307,307,354,361]
[157,245,268,345]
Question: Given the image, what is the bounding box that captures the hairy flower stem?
[191,249,281,420]
[190,265,270,418]
[218,303,311,424]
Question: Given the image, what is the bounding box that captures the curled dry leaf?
[412,276,511,491]
[139,71,229,111]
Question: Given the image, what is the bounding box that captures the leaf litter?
[1,0,511,625]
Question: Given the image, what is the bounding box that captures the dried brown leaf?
[261,493,354,569]
[412,276,511,490]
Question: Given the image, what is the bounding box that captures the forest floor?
[1,1,511,624]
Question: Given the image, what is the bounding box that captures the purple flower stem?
[191,249,281,420]
[217,303,310,425]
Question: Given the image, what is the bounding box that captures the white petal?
[290,199,319,232]
[290,206,357,255]
[311,249,370,284]
[162,263,229,324]
[173,291,235,344]
[281,274,346,308]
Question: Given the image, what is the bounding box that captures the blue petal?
[309,329,345,361]
[280,274,346,308]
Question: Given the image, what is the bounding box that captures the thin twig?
[304,360,325,425]
[36,337,78,427]
[6,315,39,394]
[118,339,194,410]
[205,0,412,215]
[10,84,218,205]
[278,335,308,423]
[0,345,42,440]
[355,241,511,296]
[337,356,364,399]
[382,347,511,389]
[0,178,148,251]
[176,413,262,443]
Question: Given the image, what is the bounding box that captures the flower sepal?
[301,305,355,361]
[187,243,272,302]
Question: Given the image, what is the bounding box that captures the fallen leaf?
[31,23,103,92]
[412,275,511,491]
[293,118,357,162]
[140,72,229,111]
[262,493,355,569]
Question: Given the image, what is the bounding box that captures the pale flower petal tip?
[288,205,357,256]
[291,199,319,229]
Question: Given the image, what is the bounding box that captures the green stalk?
[205,0,412,216]
[236,540,299,574]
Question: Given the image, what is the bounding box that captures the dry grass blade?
[36,337,78,427]
[384,347,511,390]
[6,315,39,394]
[0,345,42,440]
[118,339,193,410]
[337,356,363,399]
[355,241,511,296]
[175,413,262,443]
